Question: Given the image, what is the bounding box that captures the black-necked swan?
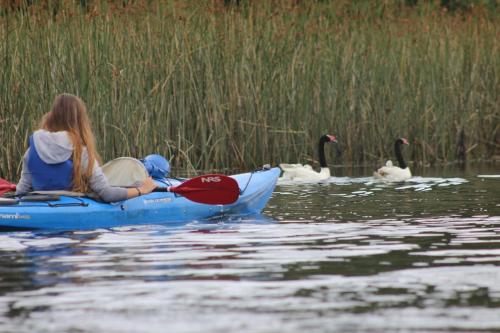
[373,138,412,181]
[279,134,337,182]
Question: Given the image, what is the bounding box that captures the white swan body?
[373,138,412,182]
[373,160,412,182]
[279,164,331,182]
[278,134,337,182]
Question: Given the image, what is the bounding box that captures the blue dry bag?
[141,154,170,179]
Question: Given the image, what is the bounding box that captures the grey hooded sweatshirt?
[16,130,128,202]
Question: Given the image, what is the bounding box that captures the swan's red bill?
[327,135,337,143]
[154,174,239,205]
[0,178,16,196]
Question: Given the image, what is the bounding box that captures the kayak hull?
[0,168,280,230]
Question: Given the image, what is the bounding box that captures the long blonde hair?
[40,94,101,193]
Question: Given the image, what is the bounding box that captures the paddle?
[0,174,240,205]
[154,174,239,205]
[0,178,16,196]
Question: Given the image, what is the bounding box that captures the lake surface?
[0,164,499,333]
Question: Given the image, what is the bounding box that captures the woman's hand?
[138,177,156,195]
[126,177,157,198]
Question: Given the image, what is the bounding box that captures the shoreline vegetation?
[1,0,498,179]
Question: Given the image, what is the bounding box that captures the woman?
[16,93,156,202]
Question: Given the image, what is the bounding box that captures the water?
[0,164,499,333]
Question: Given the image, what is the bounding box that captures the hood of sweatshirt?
[32,130,74,164]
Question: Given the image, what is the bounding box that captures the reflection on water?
[0,165,499,333]
[273,174,491,222]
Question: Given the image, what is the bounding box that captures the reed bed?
[0,0,498,179]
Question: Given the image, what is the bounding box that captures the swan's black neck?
[395,140,407,169]
[318,137,328,168]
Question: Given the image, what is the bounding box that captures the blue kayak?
[0,167,280,230]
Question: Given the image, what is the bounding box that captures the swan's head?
[397,137,409,145]
[321,134,337,143]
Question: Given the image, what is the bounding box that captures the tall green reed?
[0,0,498,180]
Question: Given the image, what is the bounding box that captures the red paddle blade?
[0,178,16,196]
[170,174,239,205]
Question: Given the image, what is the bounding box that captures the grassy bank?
[1,0,498,179]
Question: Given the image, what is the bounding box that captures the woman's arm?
[124,177,157,199]
[88,162,128,202]
[15,150,33,195]
[85,151,156,202]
